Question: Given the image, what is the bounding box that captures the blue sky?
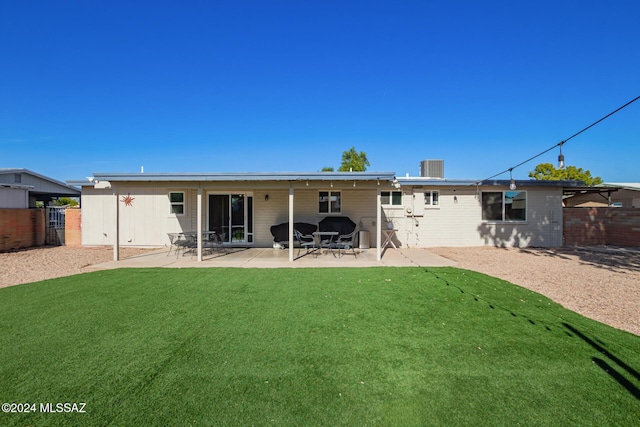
[2,0,639,183]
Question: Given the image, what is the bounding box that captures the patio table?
[181,231,224,256]
[313,231,338,258]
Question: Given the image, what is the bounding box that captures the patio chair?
[167,233,181,257]
[167,232,193,257]
[204,232,228,256]
[294,229,317,257]
[335,229,358,258]
[178,233,197,257]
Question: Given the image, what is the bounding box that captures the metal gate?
[46,206,67,245]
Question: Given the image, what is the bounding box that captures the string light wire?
[478,95,640,183]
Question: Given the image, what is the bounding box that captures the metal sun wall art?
[121,193,135,207]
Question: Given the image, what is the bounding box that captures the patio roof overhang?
[77,171,396,184]
[396,177,586,187]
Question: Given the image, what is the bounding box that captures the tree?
[53,197,79,206]
[528,163,603,186]
[321,166,335,172]
[338,147,370,172]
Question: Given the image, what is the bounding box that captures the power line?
[479,95,640,182]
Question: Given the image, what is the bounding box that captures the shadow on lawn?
[518,247,640,274]
[564,323,640,400]
[426,268,558,332]
[427,268,640,400]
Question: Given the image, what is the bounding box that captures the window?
[424,190,439,206]
[169,192,185,215]
[381,191,402,206]
[14,174,21,183]
[319,191,341,214]
[482,191,526,221]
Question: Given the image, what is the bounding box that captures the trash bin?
[358,230,370,249]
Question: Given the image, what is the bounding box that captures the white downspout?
[289,184,294,262]
[113,186,119,261]
[376,186,382,261]
[197,186,203,262]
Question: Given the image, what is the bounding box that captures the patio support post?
[197,186,203,262]
[113,186,119,261]
[376,187,382,261]
[289,184,294,262]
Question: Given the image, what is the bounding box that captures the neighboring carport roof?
[563,186,620,194]
[0,168,80,196]
[601,182,640,191]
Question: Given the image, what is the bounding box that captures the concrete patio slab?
[86,247,458,271]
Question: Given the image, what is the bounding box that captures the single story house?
[0,168,81,207]
[71,170,578,262]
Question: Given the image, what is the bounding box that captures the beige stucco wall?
[387,186,563,248]
[80,181,564,249]
[82,184,196,247]
[80,181,383,248]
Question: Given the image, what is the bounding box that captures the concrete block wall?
[608,209,640,247]
[65,208,82,247]
[563,207,640,247]
[0,208,46,251]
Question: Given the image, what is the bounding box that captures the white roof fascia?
[396,177,582,187]
[83,171,397,183]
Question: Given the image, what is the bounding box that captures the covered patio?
[77,171,400,263]
[85,247,457,270]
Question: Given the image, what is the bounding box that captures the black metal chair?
[210,232,228,256]
[167,233,181,257]
[180,233,198,257]
[335,229,358,258]
[167,232,194,257]
[294,229,317,258]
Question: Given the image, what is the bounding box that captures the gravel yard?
[0,246,151,288]
[1,245,638,336]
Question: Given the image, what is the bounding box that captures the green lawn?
[0,267,638,426]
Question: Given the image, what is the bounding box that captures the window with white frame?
[481,191,526,221]
[319,191,341,214]
[381,191,402,206]
[169,191,185,215]
[424,190,439,206]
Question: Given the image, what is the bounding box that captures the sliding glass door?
[208,193,253,244]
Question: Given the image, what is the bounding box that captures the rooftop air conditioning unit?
[420,160,444,178]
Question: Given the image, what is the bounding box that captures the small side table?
[382,229,398,250]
